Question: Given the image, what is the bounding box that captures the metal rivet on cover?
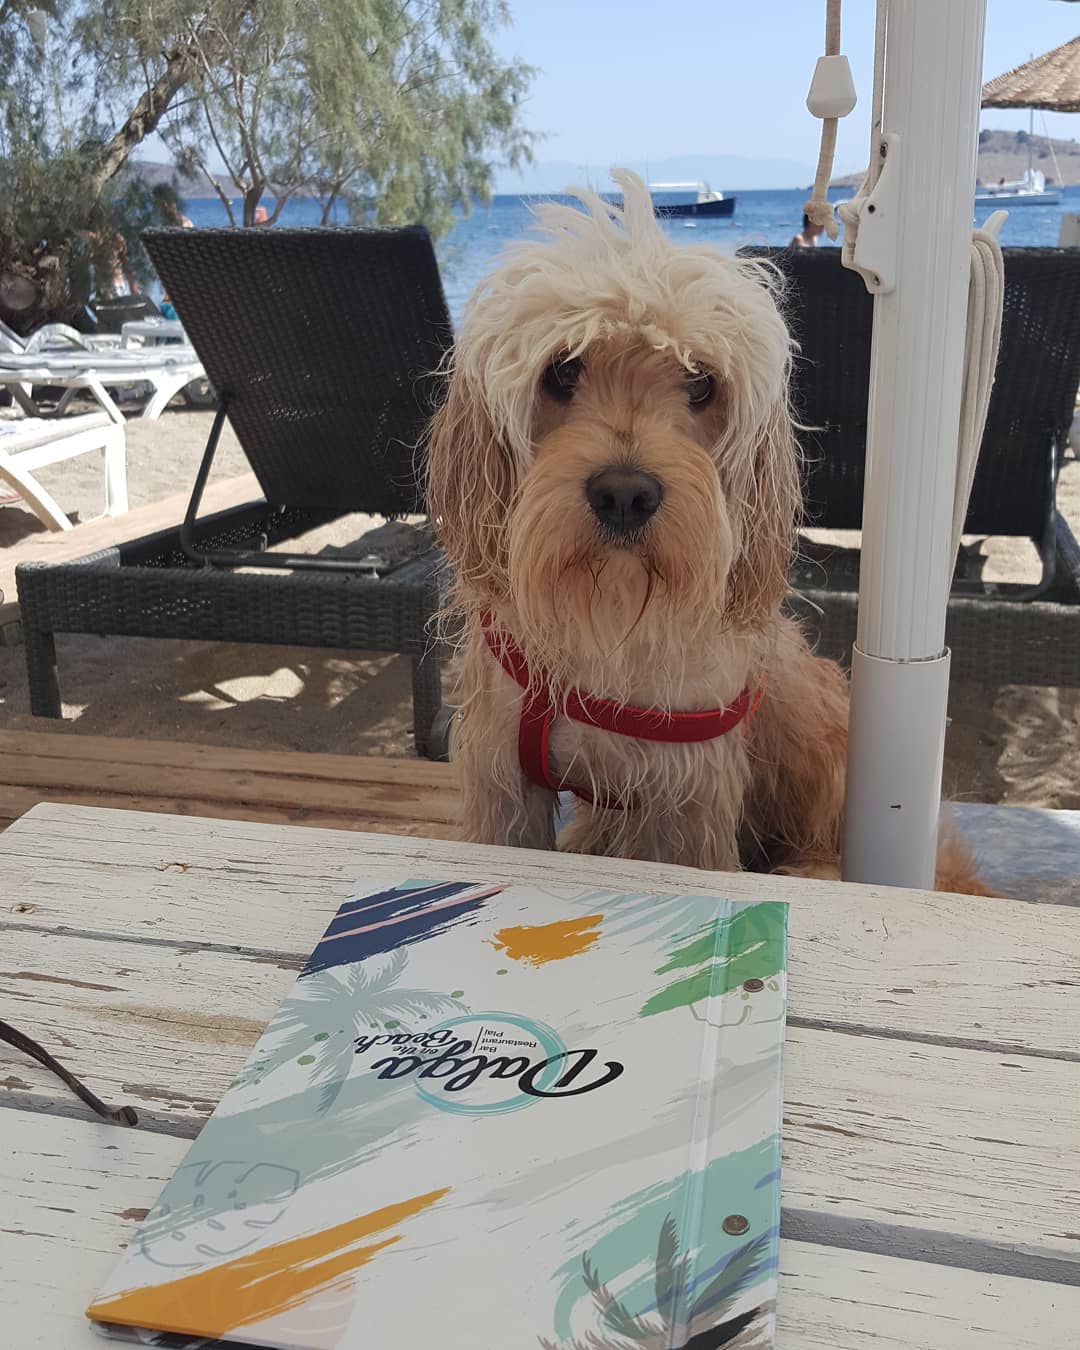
[742,978,765,993]
[722,1214,750,1236]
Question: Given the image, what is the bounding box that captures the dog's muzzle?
[585,467,662,534]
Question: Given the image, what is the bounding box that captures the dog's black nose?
[586,468,663,533]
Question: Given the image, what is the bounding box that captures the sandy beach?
[1,401,1078,809]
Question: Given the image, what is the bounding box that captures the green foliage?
[96,0,536,232]
[1,0,535,326]
[0,1,186,327]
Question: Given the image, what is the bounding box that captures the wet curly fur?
[427,169,989,892]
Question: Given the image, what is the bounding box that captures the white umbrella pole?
[841,0,988,889]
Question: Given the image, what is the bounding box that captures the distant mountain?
[131,153,823,202]
[831,128,1080,189]
[126,158,236,199]
[494,153,819,195]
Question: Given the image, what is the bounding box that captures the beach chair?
[735,245,1080,686]
[0,343,205,422]
[15,226,453,757]
[0,318,119,355]
[0,413,127,530]
[740,245,1080,600]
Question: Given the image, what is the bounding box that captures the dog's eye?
[542,356,582,402]
[686,370,715,408]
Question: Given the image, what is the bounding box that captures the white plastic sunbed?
[0,318,120,356]
[0,412,127,531]
[0,347,205,422]
[0,319,205,421]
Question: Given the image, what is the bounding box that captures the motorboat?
[649,181,736,218]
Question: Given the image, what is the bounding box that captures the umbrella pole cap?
[807,54,858,119]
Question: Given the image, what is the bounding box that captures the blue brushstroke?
[301,882,488,975]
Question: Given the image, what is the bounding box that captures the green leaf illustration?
[640,904,785,1018]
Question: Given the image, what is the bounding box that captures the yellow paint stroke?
[87,1187,449,1339]
[490,914,604,966]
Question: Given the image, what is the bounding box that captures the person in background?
[254,206,268,224]
[159,195,193,229]
[106,232,139,297]
[159,200,193,320]
[791,212,822,249]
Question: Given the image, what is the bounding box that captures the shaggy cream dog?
[427,169,985,892]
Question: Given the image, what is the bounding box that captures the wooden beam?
[0,731,459,837]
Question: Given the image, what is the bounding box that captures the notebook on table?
[88,876,789,1349]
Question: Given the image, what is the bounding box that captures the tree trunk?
[85,44,203,203]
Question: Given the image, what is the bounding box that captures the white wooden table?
[1,803,1077,1349]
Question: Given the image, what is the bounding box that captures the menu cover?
[88,877,788,1350]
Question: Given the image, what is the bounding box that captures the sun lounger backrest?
[739,246,1080,542]
[143,226,453,516]
[972,249,1080,539]
[0,320,26,354]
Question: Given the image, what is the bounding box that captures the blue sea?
[181,184,1080,325]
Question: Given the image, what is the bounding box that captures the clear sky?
[493,0,1080,180]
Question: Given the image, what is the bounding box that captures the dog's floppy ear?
[726,398,801,628]
[425,362,516,601]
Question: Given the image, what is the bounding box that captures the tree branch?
[87,40,203,201]
[191,151,238,227]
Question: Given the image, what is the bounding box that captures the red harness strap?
[481,613,759,807]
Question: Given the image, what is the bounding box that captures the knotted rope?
[809,0,1005,562]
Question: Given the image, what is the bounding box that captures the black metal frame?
[178,393,393,575]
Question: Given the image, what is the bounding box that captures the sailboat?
[975,109,1063,206]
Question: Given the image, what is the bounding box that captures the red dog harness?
[481,613,759,807]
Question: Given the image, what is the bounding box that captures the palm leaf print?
[541,1213,772,1350]
[688,1235,773,1323]
[582,1253,653,1342]
[230,949,467,1112]
[654,1215,691,1328]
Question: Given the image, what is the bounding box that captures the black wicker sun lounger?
[16,226,455,757]
[741,244,1080,687]
[742,244,1080,600]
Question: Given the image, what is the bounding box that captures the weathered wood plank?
[0,731,457,788]
[0,755,457,823]
[774,1240,1080,1348]
[3,1110,1077,1350]
[0,783,459,837]
[2,806,1076,1058]
[0,731,460,835]
[2,928,1076,1265]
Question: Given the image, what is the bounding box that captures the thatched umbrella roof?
[982,36,1080,113]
